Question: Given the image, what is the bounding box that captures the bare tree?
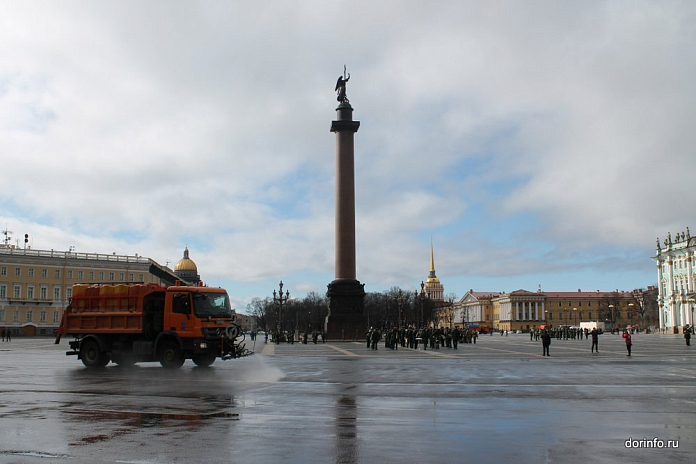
[598,291,624,329]
[246,297,273,332]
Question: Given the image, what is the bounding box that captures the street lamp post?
[628,302,634,327]
[419,281,426,329]
[273,281,289,344]
[608,304,614,332]
[397,290,405,329]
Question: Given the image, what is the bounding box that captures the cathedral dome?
[175,247,198,272]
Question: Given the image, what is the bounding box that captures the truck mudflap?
[221,323,254,359]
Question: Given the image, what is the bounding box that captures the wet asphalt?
[0,332,694,463]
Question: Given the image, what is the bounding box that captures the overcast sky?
[1,1,694,312]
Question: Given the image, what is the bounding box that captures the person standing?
[622,329,632,356]
[684,325,692,347]
[541,330,551,357]
[451,327,460,349]
[370,328,380,350]
[590,328,599,353]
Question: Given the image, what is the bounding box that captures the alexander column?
[325,67,366,340]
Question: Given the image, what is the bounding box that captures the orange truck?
[55,283,251,368]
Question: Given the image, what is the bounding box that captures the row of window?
[662,257,694,273]
[661,279,693,296]
[0,309,60,323]
[554,301,593,307]
[0,284,71,301]
[0,267,143,282]
[547,311,593,321]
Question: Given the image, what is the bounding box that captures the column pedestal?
[325,279,366,341]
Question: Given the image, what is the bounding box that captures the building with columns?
[496,289,546,331]
[454,288,656,332]
[654,228,695,332]
[455,290,499,329]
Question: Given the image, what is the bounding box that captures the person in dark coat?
[370,328,381,350]
[590,328,599,353]
[684,325,691,346]
[541,330,551,356]
[451,327,460,349]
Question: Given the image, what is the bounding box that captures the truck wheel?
[158,341,184,368]
[192,353,216,367]
[80,340,109,368]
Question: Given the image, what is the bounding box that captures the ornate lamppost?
[608,304,615,332]
[273,281,289,344]
[418,281,426,328]
[397,289,408,329]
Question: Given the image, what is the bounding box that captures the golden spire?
[428,239,438,280]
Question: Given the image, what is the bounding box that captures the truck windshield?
[192,292,233,318]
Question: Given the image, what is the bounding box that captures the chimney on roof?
[578,288,581,292]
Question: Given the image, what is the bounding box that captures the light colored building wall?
[455,290,497,329]
[460,289,651,332]
[0,244,177,336]
[654,228,695,332]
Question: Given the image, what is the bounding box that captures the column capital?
[331,120,360,133]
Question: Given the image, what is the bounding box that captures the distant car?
[515,330,522,334]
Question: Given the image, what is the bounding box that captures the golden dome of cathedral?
[175,247,198,272]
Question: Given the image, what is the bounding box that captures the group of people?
[265,330,326,345]
[530,326,589,341]
[537,327,633,356]
[1,329,10,342]
[366,326,480,351]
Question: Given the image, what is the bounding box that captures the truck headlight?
[199,342,208,349]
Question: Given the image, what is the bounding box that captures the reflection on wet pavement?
[0,336,694,463]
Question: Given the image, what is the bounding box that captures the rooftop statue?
[335,65,350,103]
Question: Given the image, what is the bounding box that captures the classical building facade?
[0,243,180,337]
[654,227,695,332]
[454,288,658,332]
[455,290,499,329]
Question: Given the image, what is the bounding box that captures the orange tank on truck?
[55,283,252,368]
